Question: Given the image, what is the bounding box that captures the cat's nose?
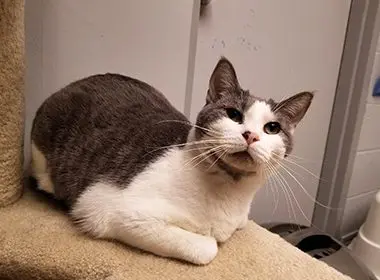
[242,131,260,145]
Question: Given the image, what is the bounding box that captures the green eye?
[264,122,281,134]
[226,108,243,123]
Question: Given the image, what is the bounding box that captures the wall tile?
[357,104,380,150]
[367,53,380,103]
[348,150,380,197]
[341,190,378,235]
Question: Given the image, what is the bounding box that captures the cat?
[30,57,313,265]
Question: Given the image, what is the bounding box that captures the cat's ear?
[207,57,240,103]
[274,91,314,128]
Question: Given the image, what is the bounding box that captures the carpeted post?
[0,0,25,207]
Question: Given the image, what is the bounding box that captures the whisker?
[286,153,337,167]
[268,165,280,217]
[257,146,332,230]
[142,139,234,158]
[181,146,220,154]
[266,162,296,224]
[263,159,273,199]
[155,120,224,136]
[275,168,308,225]
[189,146,228,171]
[264,174,269,198]
[272,164,306,231]
[183,145,227,169]
[255,145,338,211]
[207,147,230,171]
[274,168,325,232]
[273,153,326,182]
[271,158,340,211]
[264,163,279,218]
[183,146,221,168]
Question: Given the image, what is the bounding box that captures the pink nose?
[242,131,260,145]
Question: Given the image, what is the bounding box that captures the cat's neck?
[173,148,264,205]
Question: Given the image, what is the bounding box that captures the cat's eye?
[264,122,281,134]
[226,108,243,123]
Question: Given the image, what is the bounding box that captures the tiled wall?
[341,34,380,236]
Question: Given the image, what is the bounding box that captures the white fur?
[31,142,55,194]
[71,148,263,265]
[245,101,286,161]
[209,101,286,167]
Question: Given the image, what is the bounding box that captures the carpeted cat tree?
[0,1,353,279]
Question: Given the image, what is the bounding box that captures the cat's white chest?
[73,148,262,244]
[121,148,262,241]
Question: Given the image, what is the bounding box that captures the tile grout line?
[347,188,379,200]
[357,147,380,154]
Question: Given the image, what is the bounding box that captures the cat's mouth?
[231,151,253,162]
[230,148,266,165]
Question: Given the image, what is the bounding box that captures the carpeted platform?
[0,186,352,280]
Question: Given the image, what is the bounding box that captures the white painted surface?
[341,190,379,236]
[191,0,351,225]
[357,104,380,151]
[351,191,380,279]
[25,0,43,168]
[25,0,197,164]
[348,150,380,197]
[41,0,195,110]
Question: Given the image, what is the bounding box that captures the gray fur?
[31,57,313,207]
[32,74,190,206]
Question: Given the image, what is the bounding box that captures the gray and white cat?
[31,57,313,265]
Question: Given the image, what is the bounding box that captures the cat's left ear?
[207,57,240,103]
[274,91,314,128]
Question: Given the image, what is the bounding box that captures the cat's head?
[193,57,313,176]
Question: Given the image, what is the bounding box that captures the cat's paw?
[212,229,233,243]
[237,216,248,230]
[186,235,218,265]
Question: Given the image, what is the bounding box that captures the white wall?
[341,33,380,236]
[191,0,351,225]
[24,0,198,165]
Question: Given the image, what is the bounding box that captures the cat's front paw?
[212,229,233,243]
[187,235,218,265]
[237,216,248,230]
